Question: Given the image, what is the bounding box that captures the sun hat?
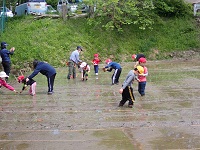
[138,57,146,63]
[131,54,137,59]
[80,62,87,68]
[136,66,144,74]
[17,75,25,83]
[0,71,9,78]
[105,59,112,64]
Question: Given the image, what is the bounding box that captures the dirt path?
[0,58,200,150]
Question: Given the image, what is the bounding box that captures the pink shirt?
[138,66,148,82]
[0,78,15,91]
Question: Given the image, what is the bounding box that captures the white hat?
[80,62,87,68]
[0,71,9,78]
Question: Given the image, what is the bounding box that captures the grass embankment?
[0,15,200,67]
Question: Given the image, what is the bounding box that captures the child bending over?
[0,71,18,93]
[18,75,36,96]
[80,62,90,81]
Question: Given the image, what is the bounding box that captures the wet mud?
[0,58,200,150]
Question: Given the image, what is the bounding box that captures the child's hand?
[10,47,15,52]
[119,88,123,94]
[14,90,18,93]
[26,78,29,82]
[137,79,140,82]
[102,68,107,72]
[139,73,145,76]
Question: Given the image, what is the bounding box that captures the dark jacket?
[105,62,121,72]
[136,54,145,61]
[0,48,14,62]
[21,78,36,91]
[28,62,56,79]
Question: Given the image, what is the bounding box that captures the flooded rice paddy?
[0,58,200,150]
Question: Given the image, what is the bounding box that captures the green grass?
[0,15,200,67]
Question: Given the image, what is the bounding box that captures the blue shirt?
[105,62,121,70]
[0,48,14,62]
[28,62,56,79]
[70,50,81,64]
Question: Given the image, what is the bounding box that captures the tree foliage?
[2,0,193,31]
[87,0,155,31]
[152,0,192,17]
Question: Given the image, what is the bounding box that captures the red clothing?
[138,66,148,82]
[0,78,15,91]
[92,58,101,65]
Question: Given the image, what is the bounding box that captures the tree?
[87,0,155,31]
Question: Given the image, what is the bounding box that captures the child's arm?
[20,84,27,93]
[140,72,148,76]
[135,76,140,82]
[2,81,17,92]
[106,68,113,72]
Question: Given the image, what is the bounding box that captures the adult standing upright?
[0,42,15,82]
[67,46,82,79]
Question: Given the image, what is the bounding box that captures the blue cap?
[77,46,82,51]
[1,42,8,47]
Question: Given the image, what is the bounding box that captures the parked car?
[57,0,89,13]
[47,5,57,13]
[15,0,47,16]
[0,7,14,17]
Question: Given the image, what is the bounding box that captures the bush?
[153,0,193,17]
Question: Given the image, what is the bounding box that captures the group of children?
[118,55,148,108]
[77,53,148,108]
[78,53,101,81]
[0,44,148,108]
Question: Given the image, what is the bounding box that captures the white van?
[15,0,47,16]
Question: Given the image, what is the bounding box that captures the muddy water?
[0,59,200,150]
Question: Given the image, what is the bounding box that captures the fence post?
[62,2,67,21]
[1,0,6,33]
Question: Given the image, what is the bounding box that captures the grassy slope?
[0,15,200,67]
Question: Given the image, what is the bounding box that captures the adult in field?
[67,46,82,79]
[26,60,56,95]
[0,42,15,82]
